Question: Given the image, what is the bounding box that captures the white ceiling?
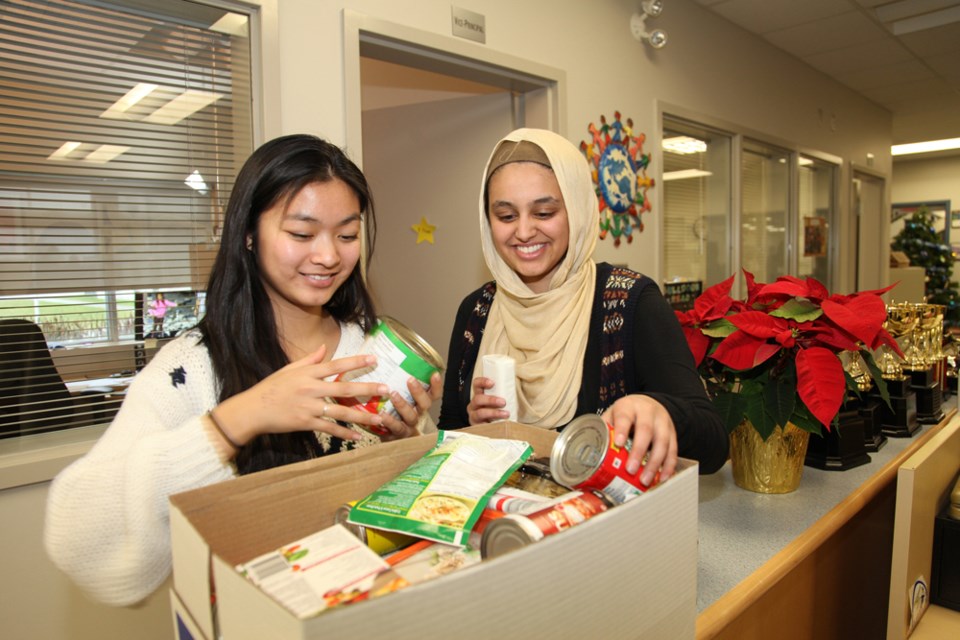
[695,0,960,146]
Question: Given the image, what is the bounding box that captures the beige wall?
[892,155,960,209]
[2,1,898,639]
[271,0,893,286]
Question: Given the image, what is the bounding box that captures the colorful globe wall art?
[580,112,654,246]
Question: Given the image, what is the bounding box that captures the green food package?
[348,432,533,546]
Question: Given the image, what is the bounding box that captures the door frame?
[850,163,889,293]
[342,9,566,168]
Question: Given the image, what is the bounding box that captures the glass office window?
[741,139,791,283]
[662,118,733,289]
[0,0,255,437]
[798,155,837,286]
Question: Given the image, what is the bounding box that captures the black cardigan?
[438,262,729,474]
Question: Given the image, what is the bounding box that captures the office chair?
[0,318,106,438]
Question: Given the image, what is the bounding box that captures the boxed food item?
[169,422,699,640]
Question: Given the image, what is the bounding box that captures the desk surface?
[697,409,955,616]
[64,376,133,394]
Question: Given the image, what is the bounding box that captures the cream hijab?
[475,128,598,428]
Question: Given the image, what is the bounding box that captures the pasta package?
[347,432,533,546]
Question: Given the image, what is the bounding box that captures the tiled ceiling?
[695,0,960,146]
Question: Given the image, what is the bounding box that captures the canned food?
[480,490,611,559]
[549,414,659,504]
[333,316,444,436]
[334,501,419,556]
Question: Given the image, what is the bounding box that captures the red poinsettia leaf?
[871,327,905,357]
[757,278,809,299]
[804,277,830,301]
[693,274,735,322]
[796,346,845,429]
[728,310,787,339]
[805,324,861,352]
[854,282,899,298]
[675,309,694,326]
[681,325,711,365]
[711,330,780,370]
[743,269,764,303]
[821,296,886,345]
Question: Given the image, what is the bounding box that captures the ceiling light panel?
[143,89,223,125]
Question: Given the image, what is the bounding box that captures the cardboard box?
[170,422,699,639]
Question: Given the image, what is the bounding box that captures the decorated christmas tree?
[891,206,960,328]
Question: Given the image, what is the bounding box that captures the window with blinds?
[0,0,254,438]
[662,117,733,290]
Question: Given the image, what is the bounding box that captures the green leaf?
[770,298,822,322]
[744,393,777,441]
[764,371,796,428]
[702,317,737,338]
[790,402,823,436]
[712,392,747,433]
[860,349,893,409]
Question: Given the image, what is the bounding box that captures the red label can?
[479,490,610,559]
[549,414,659,504]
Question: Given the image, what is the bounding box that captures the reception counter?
[696,408,958,639]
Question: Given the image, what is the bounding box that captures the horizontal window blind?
[0,0,254,438]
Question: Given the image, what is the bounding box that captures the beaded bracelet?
[206,410,241,450]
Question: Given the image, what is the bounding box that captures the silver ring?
[321,404,328,418]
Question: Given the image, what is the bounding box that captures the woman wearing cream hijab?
[438,128,728,479]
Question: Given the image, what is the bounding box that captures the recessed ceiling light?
[210,12,248,36]
[100,83,158,119]
[892,138,960,156]
[48,141,82,160]
[84,145,130,164]
[662,169,713,181]
[663,136,707,154]
[143,90,223,126]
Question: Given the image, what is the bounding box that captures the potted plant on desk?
[676,271,901,493]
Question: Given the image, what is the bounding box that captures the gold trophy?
[870,303,921,436]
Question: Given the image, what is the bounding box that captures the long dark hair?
[199,134,377,474]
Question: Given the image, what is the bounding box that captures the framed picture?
[891,200,951,244]
[803,216,827,257]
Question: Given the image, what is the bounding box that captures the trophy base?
[804,409,871,471]
[857,397,887,452]
[872,386,920,438]
[907,366,936,388]
[915,381,945,425]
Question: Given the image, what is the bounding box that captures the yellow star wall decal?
[411,216,436,244]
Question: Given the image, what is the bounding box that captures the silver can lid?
[549,414,610,488]
[480,515,542,560]
[334,503,367,543]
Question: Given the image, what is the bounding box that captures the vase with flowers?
[676,271,902,493]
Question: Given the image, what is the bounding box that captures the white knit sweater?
[44,324,364,606]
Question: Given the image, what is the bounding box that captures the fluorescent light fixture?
[663,136,707,154]
[143,90,223,125]
[799,157,814,166]
[210,12,248,36]
[100,83,158,119]
[184,170,209,193]
[48,141,82,160]
[890,5,960,35]
[662,169,713,181]
[892,137,960,156]
[84,144,130,164]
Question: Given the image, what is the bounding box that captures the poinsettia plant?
[676,271,902,440]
